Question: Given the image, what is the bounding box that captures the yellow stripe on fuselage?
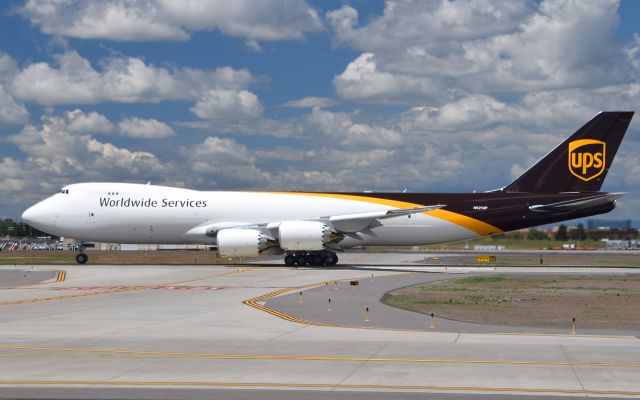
[271,192,502,236]
[428,208,501,236]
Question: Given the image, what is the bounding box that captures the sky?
[0,0,639,224]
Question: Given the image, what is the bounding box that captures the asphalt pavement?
[265,270,639,335]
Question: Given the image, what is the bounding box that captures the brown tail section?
[505,111,633,193]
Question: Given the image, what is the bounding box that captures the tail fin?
[504,111,634,193]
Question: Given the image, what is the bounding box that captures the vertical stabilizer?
[505,111,633,193]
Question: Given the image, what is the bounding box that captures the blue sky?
[0,0,639,224]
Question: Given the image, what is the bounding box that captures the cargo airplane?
[22,111,634,265]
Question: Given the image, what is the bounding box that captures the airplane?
[22,111,634,266]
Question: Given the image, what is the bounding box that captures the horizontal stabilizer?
[528,193,624,213]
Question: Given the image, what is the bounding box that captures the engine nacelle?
[278,221,339,251]
[217,228,276,257]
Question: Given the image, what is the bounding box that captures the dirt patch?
[385,275,640,330]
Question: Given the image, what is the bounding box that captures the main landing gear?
[284,251,338,267]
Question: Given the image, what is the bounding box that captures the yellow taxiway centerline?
[0,380,638,396]
[1,345,638,368]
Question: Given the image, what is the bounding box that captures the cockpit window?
[60,189,69,194]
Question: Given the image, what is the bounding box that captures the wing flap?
[328,204,445,232]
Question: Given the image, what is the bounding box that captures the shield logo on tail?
[568,139,606,182]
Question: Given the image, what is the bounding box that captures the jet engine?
[217,228,277,257]
[278,221,342,251]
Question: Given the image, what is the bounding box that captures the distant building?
[583,219,636,240]
[586,219,632,230]
[602,239,640,250]
[473,245,506,251]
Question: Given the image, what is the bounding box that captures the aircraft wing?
[185,221,257,237]
[186,204,446,238]
[321,204,446,233]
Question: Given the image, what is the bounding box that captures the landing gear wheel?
[325,253,338,266]
[76,253,88,264]
[311,254,323,266]
[284,251,338,267]
[284,254,296,266]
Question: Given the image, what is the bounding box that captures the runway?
[0,252,639,399]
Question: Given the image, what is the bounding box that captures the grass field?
[385,275,640,329]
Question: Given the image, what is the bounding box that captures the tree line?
[528,223,637,241]
[0,219,53,238]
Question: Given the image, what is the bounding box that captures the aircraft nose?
[21,205,35,224]
[21,201,49,229]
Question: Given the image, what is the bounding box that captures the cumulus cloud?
[0,53,29,126]
[0,111,274,214]
[333,53,445,103]
[180,136,270,187]
[329,0,636,103]
[21,0,322,42]
[117,117,175,139]
[191,90,263,121]
[44,109,177,139]
[65,109,113,135]
[4,49,265,130]
[327,1,530,48]
[0,52,18,81]
[10,50,254,106]
[7,114,166,178]
[306,107,404,148]
[0,83,29,126]
[282,96,336,109]
[0,112,168,211]
[244,40,264,53]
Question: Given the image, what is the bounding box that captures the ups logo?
[568,139,606,181]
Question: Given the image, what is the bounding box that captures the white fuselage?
[22,182,482,247]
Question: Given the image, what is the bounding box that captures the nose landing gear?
[74,243,94,264]
[284,251,338,267]
[75,252,88,264]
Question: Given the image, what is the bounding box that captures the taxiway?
[0,252,639,399]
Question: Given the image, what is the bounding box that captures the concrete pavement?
[0,253,639,399]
